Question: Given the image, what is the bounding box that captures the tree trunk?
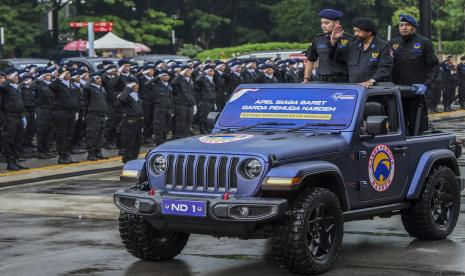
[52,0,60,46]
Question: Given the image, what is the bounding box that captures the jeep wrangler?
[115,83,464,274]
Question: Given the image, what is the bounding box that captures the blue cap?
[262,63,275,70]
[400,14,419,28]
[318,9,343,20]
[90,72,101,80]
[5,67,18,76]
[118,59,131,67]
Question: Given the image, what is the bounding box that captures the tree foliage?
[2,0,465,58]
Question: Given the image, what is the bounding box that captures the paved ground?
[0,171,464,276]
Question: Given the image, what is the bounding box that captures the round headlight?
[243,158,262,179]
[151,154,167,175]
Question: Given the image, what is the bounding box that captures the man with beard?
[330,17,393,87]
[303,9,351,83]
[388,14,440,135]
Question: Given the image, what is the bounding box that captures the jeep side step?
[343,202,411,222]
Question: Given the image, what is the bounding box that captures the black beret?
[262,63,275,70]
[204,65,215,71]
[118,59,131,67]
[5,67,18,76]
[318,9,343,20]
[352,17,377,34]
[400,14,419,28]
[90,72,102,80]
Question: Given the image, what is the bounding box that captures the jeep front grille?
[165,154,239,193]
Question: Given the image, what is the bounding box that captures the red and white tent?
[63,40,88,51]
[135,43,151,53]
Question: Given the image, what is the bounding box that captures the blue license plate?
[161,199,207,217]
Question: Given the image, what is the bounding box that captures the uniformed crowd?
[0,9,460,171]
[0,56,308,171]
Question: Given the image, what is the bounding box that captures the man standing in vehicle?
[303,9,351,83]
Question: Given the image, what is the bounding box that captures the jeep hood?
[153,132,349,161]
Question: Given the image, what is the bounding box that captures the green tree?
[270,0,320,42]
[189,9,231,49]
[0,1,45,57]
[71,9,183,49]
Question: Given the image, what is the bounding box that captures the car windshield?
[217,87,359,130]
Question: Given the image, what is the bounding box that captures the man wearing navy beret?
[303,9,352,83]
[388,14,439,135]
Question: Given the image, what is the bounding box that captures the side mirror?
[207,112,220,129]
[366,115,389,136]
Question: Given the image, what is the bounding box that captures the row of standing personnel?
[0,57,306,171]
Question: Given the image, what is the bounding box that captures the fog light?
[239,206,249,217]
[133,199,141,211]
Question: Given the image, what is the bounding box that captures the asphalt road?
[0,171,464,276]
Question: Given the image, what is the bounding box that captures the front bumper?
[114,188,287,237]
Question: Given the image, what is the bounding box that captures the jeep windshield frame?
[216,85,362,131]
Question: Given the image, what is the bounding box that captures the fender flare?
[263,161,350,210]
[120,159,148,182]
[406,149,460,200]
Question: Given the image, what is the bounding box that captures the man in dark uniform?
[456,56,465,109]
[171,66,196,139]
[19,75,36,155]
[195,65,216,134]
[33,68,55,159]
[214,61,228,111]
[330,17,393,87]
[225,62,243,98]
[145,70,173,145]
[138,64,156,143]
[241,59,258,84]
[254,64,279,83]
[285,59,300,83]
[0,71,6,162]
[441,55,458,112]
[388,14,440,134]
[427,66,443,113]
[69,70,86,154]
[50,69,80,164]
[117,83,144,164]
[0,68,28,170]
[84,73,108,161]
[303,9,350,83]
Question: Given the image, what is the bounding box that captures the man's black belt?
[318,75,348,82]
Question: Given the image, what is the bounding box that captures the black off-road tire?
[119,212,189,261]
[273,187,344,274]
[401,166,461,240]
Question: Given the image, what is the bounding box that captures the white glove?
[75,113,79,121]
[22,117,27,129]
[193,105,198,115]
[214,104,217,111]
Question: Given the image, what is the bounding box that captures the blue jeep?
[115,83,464,274]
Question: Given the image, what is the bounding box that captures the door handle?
[393,146,408,153]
